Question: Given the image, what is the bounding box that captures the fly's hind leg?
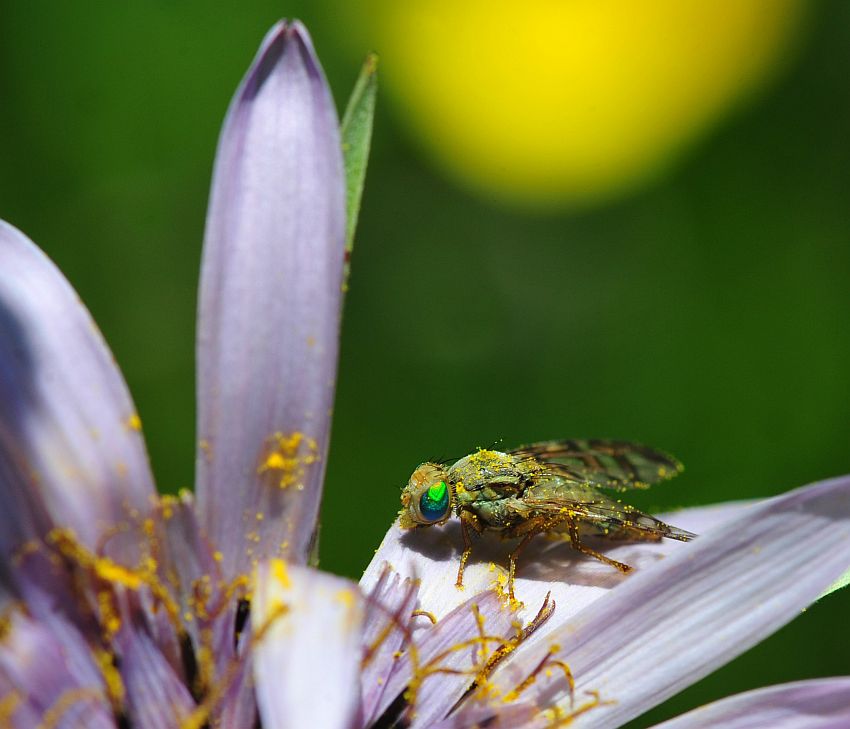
[567,519,632,573]
[456,510,483,590]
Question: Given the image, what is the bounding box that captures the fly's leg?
[567,520,632,573]
[456,510,483,590]
[502,515,553,601]
[507,532,537,601]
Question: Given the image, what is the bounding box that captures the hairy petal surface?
[481,476,850,728]
[0,220,155,562]
[253,561,363,729]
[653,677,850,729]
[195,20,346,578]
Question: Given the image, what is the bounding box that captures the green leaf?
[341,53,378,262]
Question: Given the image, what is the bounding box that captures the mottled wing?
[511,438,683,491]
[522,476,695,542]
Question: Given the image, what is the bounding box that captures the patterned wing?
[511,438,683,491]
[522,476,695,542]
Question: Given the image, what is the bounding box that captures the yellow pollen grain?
[0,692,21,724]
[95,560,143,590]
[257,431,319,489]
[159,494,178,520]
[264,452,286,470]
[94,649,125,704]
[335,589,356,609]
[271,558,292,589]
[143,518,155,537]
[126,413,142,431]
[97,591,122,639]
[213,551,223,562]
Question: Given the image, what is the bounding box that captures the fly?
[399,439,695,600]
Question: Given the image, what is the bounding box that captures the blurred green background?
[1,1,848,725]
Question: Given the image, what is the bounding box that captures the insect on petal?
[485,475,850,728]
[361,502,743,631]
[195,20,346,580]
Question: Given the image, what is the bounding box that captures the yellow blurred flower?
[350,0,806,209]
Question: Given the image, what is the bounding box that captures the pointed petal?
[484,476,850,728]
[253,561,362,729]
[0,220,156,559]
[651,677,850,729]
[195,20,346,578]
[361,565,419,725]
[361,502,743,641]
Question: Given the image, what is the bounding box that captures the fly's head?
[399,462,453,529]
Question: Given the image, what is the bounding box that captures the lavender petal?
[116,626,196,729]
[361,501,744,646]
[0,220,156,561]
[652,677,850,729]
[253,561,363,729]
[361,565,419,725]
[0,609,115,728]
[483,476,850,728]
[373,590,522,728]
[195,20,346,579]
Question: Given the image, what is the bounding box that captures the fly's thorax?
[398,462,452,528]
[448,449,527,493]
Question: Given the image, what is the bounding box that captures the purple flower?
[1,18,849,729]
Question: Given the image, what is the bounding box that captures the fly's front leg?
[456,510,483,590]
[567,519,632,573]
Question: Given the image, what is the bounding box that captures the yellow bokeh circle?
[362,0,806,208]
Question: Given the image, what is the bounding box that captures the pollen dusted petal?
[253,561,363,729]
[361,502,743,632]
[651,677,850,729]
[482,476,850,728]
[371,590,526,728]
[0,220,157,562]
[195,19,346,579]
[0,609,115,729]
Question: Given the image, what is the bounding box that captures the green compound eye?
[419,480,449,522]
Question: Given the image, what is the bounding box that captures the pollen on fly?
[398,438,695,600]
